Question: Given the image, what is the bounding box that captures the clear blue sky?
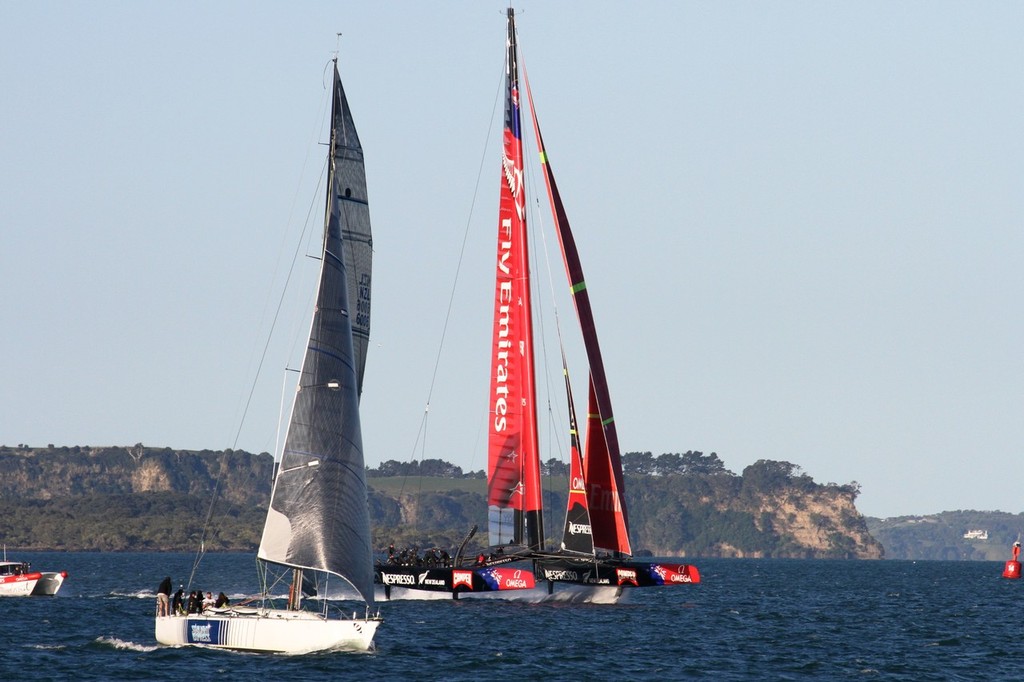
[3,1,1022,519]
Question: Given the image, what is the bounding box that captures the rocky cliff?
[0,445,882,558]
[700,489,882,559]
[0,445,273,505]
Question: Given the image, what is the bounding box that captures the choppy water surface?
[1,552,1018,680]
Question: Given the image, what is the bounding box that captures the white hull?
[155,607,380,653]
[31,572,66,596]
[0,561,67,596]
[0,576,39,597]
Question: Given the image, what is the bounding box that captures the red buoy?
[1003,541,1021,579]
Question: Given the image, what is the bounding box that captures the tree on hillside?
[367,458,465,478]
[419,459,464,477]
[622,451,655,475]
[542,458,568,477]
[741,459,814,492]
[654,451,731,476]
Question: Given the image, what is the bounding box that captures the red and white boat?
[0,560,68,596]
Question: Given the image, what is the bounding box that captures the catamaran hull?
[376,564,535,599]
[155,609,380,653]
[537,558,701,588]
[31,571,67,595]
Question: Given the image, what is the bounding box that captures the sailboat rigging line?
[406,59,506,470]
[274,368,301,469]
[189,114,331,583]
[231,153,329,454]
[233,80,331,444]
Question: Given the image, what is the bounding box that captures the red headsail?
[522,61,633,557]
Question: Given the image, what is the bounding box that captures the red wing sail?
[522,64,632,557]
[487,9,543,550]
[583,382,631,555]
[487,433,525,508]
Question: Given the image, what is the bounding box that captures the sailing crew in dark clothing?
[156,576,172,617]
[186,590,200,614]
[215,592,230,608]
[172,587,184,615]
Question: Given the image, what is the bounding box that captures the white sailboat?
[155,56,380,653]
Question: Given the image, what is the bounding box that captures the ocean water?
[1,552,1019,680]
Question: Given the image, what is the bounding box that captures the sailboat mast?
[256,59,376,605]
[288,567,303,610]
[486,7,544,551]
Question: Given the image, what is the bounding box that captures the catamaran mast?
[487,7,544,551]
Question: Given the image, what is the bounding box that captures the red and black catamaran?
[375,7,699,599]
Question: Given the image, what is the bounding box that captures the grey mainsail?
[328,66,373,397]
[257,61,374,606]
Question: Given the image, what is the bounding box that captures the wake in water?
[108,590,154,600]
[95,636,158,653]
[539,585,625,605]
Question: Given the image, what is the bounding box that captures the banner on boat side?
[186,619,225,645]
[615,567,638,587]
[453,570,474,590]
[374,566,536,593]
[647,563,701,585]
[541,566,610,585]
[376,568,452,591]
[478,567,534,591]
[537,559,701,587]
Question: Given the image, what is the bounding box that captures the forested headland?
[0,444,883,558]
